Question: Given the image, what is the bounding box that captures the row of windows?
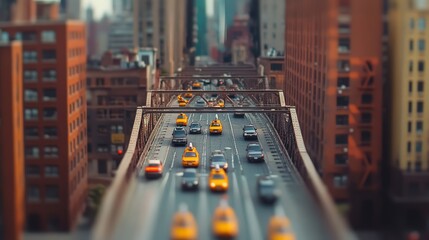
[23,50,56,63]
[25,108,57,121]
[69,31,85,40]
[27,185,59,202]
[409,39,426,52]
[407,101,425,113]
[26,165,59,177]
[24,69,56,82]
[336,113,372,125]
[408,60,426,72]
[68,96,84,115]
[69,115,85,136]
[68,64,85,77]
[409,17,426,31]
[335,132,372,145]
[95,95,138,106]
[96,109,125,119]
[407,141,424,153]
[24,89,56,102]
[25,146,58,158]
[25,127,57,139]
[407,121,424,134]
[408,81,425,93]
[2,30,56,43]
[336,93,373,108]
[68,79,85,95]
[92,125,124,135]
[71,164,87,195]
[70,148,86,172]
[69,47,85,58]
[89,144,124,154]
[87,77,140,87]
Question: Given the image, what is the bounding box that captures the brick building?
[258,57,284,89]
[284,0,383,228]
[0,19,88,231]
[0,40,25,240]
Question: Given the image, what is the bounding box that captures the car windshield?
[259,179,275,187]
[174,130,186,135]
[274,226,290,234]
[217,213,232,222]
[177,115,185,119]
[212,174,225,179]
[211,156,225,162]
[244,126,255,131]
[248,145,262,151]
[175,218,191,227]
[190,123,200,127]
[183,171,196,178]
[185,152,197,157]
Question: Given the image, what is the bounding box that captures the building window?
[24,127,39,139]
[361,131,371,143]
[408,121,412,133]
[418,39,425,51]
[416,141,422,153]
[335,154,348,165]
[41,30,56,43]
[27,186,40,202]
[336,115,348,126]
[418,17,426,30]
[44,127,57,139]
[408,101,413,113]
[337,77,350,88]
[96,78,105,86]
[333,175,348,188]
[417,101,424,113]
[25,147,39,158]
[111,125,124,133]
[23,51,37,63]
[26,165,40,177]
[43,108,57,120]
[337,60,350,72]
[416,121,423,134]
[409,61,413,72]
[270,63,283,71]
[97,144,109,152]
[407,141,412,153]
[410,39,414,51]
[42,50,56,61]
[44,146,58,158]
[336,96,349,108]
[409,81,413,93]
[418,61,425,72]
[25,108,38,120]
[24,89,38,102]
[43,69,57,81]
[45,186,59,201]
[417,81,424,93]
[361,93,373,104]
[45,166,59,177]
[361,113,372,123]
[338,24,350,33]
[43,89,56,101]
[98,160,108,174]
[338,38,350,53]
[335,134,348,145]
[24,70,38,82]
[21,32,37,41]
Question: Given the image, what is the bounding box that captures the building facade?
[108,18,134,53]
[0,40,25,240]
[284,0,383,228]
[388,0,429,236]
[133,0,188,74]
[0,21,88,231]
[258,57,284,89]
[259,0,285,56]
[86,53,147,185]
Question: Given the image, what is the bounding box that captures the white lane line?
[170,151,177,170]
[197,176,209,238]
[241,175,263,240]
[227,113,243,172]
[202,127,208,173]
[199,114,202,121]
[231,152,235,169]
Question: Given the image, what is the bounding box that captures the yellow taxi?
[177,95,188,107]
[170,205,198,240]
[209,115,223,134]
[184,88,193,98]
[176,113,188,126]
[212,199,238,238]
[192,81,202,89]
[267,216,295,240]
[208,165,228,192]
[216,99,225,108]
[182,143,200,167]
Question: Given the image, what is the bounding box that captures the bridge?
[92,65,357,240]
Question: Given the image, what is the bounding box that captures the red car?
[145,160,164,179]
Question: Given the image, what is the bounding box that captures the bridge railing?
[269,107,356,240]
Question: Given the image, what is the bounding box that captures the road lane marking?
[197,177,209,239]
[170,151,176,170]
[227,113,243,173]
[241,175,263,240]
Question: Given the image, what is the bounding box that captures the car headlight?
[210,183,216,187]
[224,163,228,168]
[222,182,228,187]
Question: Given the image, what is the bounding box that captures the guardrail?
[269,107,357,240]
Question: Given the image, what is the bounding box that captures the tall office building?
[66,0,81,19]
[0,17,88,231]
[108,18,134,53]
[0,40,25,240]
[388,0,429,234]
[259,0,284,56]
[285,0,383,228]
[133,0,188,74]
[195,0,208,56]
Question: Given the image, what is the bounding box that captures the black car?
[243,125,258,140]
[246,143,264,163]
[256,175,279,204]
[172,127,188,146]
[189,122,202,134]
[181,169,199,190]
[209,150,228,172]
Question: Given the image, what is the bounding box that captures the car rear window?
[212,174,225,179]
[148,163,160,167]
[185,152,197,157]
[211,123,221,127]
[248,145,261,151]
